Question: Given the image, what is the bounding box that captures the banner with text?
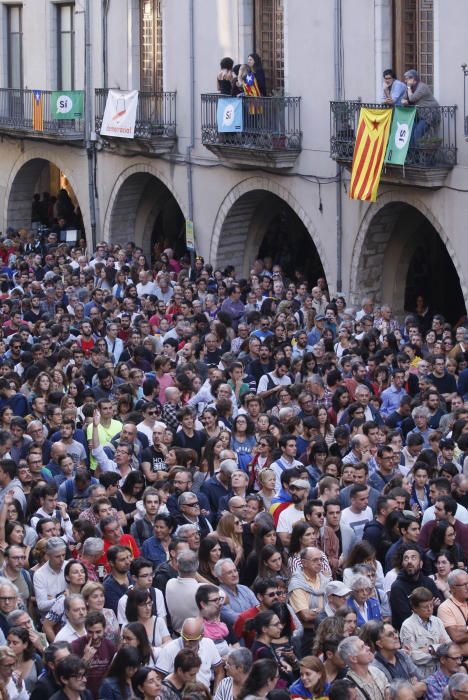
[217,98,243,132]
[384,106,416,165]
[51,91,84,120]
[100,90,139,138]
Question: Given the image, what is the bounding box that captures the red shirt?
[98,534,140,573]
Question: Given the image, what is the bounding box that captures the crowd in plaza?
[0,222,466,700]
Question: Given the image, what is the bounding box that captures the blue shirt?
[141,537,168,568]
[424,669,449,700]
[103,573,131,614]
[380,78,406,105]
[220,584,258,626]
[380,385,407,417]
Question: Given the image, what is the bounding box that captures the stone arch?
[350,193,467,321]
[210,177,330,282]
[103,164,186,258]
[5,150,88,237]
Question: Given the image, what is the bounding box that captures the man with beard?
[389,545,440,630]
[277,478,311,548]
[165,469,211,521]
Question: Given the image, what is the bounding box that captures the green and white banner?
[384,106,416,165]
[51,91,84,120]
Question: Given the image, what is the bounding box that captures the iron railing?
[0,87,84,138]
[95,90,176,139]
[201,94,302,151]
[330,101,457,168]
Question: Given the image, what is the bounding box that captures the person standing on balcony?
[381,69,406,105]
[402,69,440,141]
[217,57,234,95]
[247,53,267,96]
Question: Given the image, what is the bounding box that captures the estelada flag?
[32,90,44,131]
[242,72,263,115]
[349,107,392,202]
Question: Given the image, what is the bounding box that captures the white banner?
[100,89,139,139]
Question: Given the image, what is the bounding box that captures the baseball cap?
[326,581,352,597]
[290,479,310,490]
[315,315,325,321]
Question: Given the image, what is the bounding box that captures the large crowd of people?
[0,227,465,700]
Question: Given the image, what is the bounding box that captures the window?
[140,0,163,92]
[7,5,23,89]
[393,0,433,89]
[57,4,75,90]
[254,0,284,94]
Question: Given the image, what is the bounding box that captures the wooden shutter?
[254,0,284,94]
[393,0,433,89]
[140,0,163,92]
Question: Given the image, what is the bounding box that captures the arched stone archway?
[351,197,467,323]
[103,165,186,259]
[211,178,330,283]
[5,153,86,236]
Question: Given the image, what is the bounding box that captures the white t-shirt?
[277,505,305,534]
[257,371,291,394]
[117,587,166,625]
[340,506,373,539]
[156,637,222,688]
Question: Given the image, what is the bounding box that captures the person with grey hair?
[54,593,87,642]
[175,490,213,540]
[347,575,383,628]
[338,635,388,699]
[79,537,105,582]
[32,537,67,616]
[0,577,19,637]
[165,550,201,633]
[401,68,439,142]
[201,458,237,514]
[424,642,464,700]
[214,647,253,700]
[447,673,468,699]
[437,568,468,658]
[216,558,257,625]
[6,609,47,652]
[407,406,431,448]
[386,680,417,700]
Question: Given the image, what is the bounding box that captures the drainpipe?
[334,0,343,293]
[186,0,195,270]
[102,0,110,89]
[85,0,97,250]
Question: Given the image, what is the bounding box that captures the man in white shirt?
[156,617,224,690]
[54,594,87,642]
[257,359,292,403]
[277,479,310,548]
[271,434,303,493]
[341,484,373,539]
[32,537,68,616]
[104,322,124,363]
[165,550,201,634]
[136,270,157,296]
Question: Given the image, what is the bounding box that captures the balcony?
[330,101,457,189]
[95,90,176,156]
[0,88,84,142]
[201,94,301,169]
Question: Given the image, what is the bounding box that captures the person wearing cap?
[317,580,352,622]
[200,458,235,514]
[277,478,310,548]
[401,68,439,142]
[307,314,325,346]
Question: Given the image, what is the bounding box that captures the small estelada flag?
[32,90,44,131]
[349,107,392,202]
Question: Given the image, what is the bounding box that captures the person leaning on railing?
[401,69,440,142]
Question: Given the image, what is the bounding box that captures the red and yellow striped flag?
[32,90,43,131]
[349,107,392,202]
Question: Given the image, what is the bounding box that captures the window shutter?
[140,0,163,92]
[393,0,433,89]
[254,0,284,94]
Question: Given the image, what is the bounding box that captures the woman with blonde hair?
[216,512,244,565]
[81,581,120,645]
[0,645,28,700]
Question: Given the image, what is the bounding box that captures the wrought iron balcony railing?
[201,94,301,165]
[95,89,176,140]
[0,87,84,139]
[330,101,457,170]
